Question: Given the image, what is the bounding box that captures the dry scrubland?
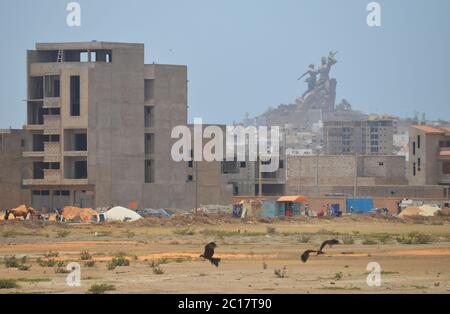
[0,214,449,294]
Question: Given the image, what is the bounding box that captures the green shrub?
[86,283,116,294]
[80,251,92,261]
[173,228,195,235]
[334,272,343,281]
[298,234,311,243]
[3,255,20,268]
[362,238,377,245]
[153,266,165,275]
[44,251,59,258]
[56,230,70,238]
[342,235,354,245]
[396,232,433,244]
[0,279,19,289]
[36,258,57,267]
[84,260,95,267]
[274,267,287,278]
[107,256,130,270]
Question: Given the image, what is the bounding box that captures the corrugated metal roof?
[277,195,308,203]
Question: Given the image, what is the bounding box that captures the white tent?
[100,206,142,222]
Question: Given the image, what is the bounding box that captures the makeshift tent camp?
[261,196,308,217]
[346,198,374,213]
[98,206,142,222]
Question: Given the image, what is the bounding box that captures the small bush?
[18,264,31,271]
[84,260,95,267]
[362,238,377,245]
[0,279,19,289]
[36,258,57,267]
[86,283,116,294]
[56,230,70,238]
[80,251,92,261]
[3,255,20,268]
[266,226,277,235]
[55,267,71,274]
[298,234,311,243]
[274,266,287,278]
[334,272,343,281]
[107,256,130,270]
[396,232,433,245]
[173,228,196,236]
[44,251,59,258]
[342,235,354,245]
[153,266,165,275]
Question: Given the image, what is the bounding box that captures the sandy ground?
[0,215,449,294]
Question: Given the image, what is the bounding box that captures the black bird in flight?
[300,250,317,263]
[200,242,221,267]
[317,239,340,255]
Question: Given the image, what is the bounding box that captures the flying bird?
[200,242,221,267]
[317,239,340,255]
[300,250,317,263]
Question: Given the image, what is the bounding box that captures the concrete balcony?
[44,141,61,155]
[64,150,88,157]
[43,115,61,135]
[25,124,44,131]
[438,148,450,159]
[22,150,45,158]
[22,169,61,186]
[62,178,89,185]
[43,97,60,109]
[30,62,95,76]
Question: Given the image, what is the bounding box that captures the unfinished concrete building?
[21,41,231,210]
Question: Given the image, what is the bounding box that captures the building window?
[70,76,80,116]
[145,160,155,183]
[443,161,450,175]
[417,135,421,149]
[144,106,154,127]
[145,133,155,155]
[221,161,239,174]
[240,162,246,168]
[412,141,416,156]
[187,175,193,182]
[413,162,416,176]
[439,140,450,148]
[74,161,87,179]
[279,160,284,169]
[418,158,421,171]
[188,161,193,168]
[144,79,154,101]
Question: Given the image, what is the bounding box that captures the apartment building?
[21,41,230,210]
[323,118,394,155]
[408,125,450,186]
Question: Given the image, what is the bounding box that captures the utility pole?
[258,156,262,197]
[195,160,198,214]
[354,152,358,197]
[316,154,320,196]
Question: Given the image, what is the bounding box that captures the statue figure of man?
[317,51,338,87]
[298,64,318,98]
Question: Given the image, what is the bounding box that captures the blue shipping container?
[346,198,374,213]
[261,200,277,217]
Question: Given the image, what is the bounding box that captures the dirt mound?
[63,206,97,222]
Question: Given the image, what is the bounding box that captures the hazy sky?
[0,0,449,128]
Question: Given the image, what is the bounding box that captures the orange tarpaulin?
[277,195,308,203]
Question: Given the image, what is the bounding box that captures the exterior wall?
[0,130,29,209]
[408,126,450,186]
[286,155,407,190]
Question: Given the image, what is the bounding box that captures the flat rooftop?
[35,41,144,50]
